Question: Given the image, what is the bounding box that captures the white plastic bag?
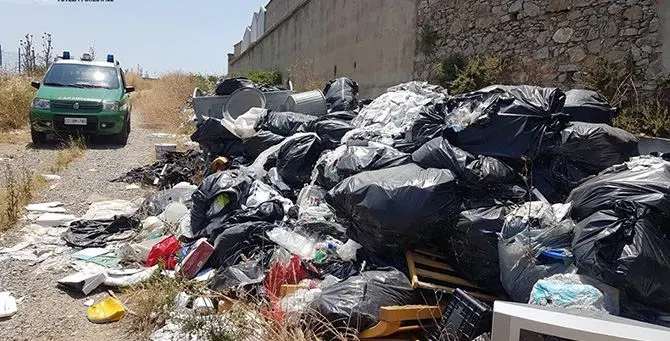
[267,228,315,259]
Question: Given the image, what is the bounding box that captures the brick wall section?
[415,0,667,91]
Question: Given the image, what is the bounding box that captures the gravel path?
[0,113,172,340]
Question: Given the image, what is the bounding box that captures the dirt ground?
[0,113,175,341]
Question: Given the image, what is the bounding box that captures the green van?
[29,52,134,145]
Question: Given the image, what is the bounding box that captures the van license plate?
[64,117,87,125]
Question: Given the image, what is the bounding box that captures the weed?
[49,136,86,173]
[287,60,327,92]
[230,69,283,86]
[0,165,47,231]
[417,24,439,57]
[131,72,199,132]
[615,101,670,138]
[0,72,37,131]
[448,56,506,95]
[123,270,205,338]
[581,57,635,108]
[439,53,467,87]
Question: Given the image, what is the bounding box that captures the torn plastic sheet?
[529,273,620,315]
[80,200,139,221]
[25,202,67,213]
[346,81,447,143]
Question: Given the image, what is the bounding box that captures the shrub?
[229,69,283,86]
[439,53,467,87]
[615,101,670,138]
[0,73,37,131]
[448,56,506,95]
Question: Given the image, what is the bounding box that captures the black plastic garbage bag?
[463,156,517,186]
[62,216,140,248]
[411,137,473,176]
[243,130,286,160]
[567,156,670,221]
[316,111,358,122]
[210,255,266,291]
[543,122,638,172]
[209,221,277,268]
[190,118,244,157]
[447,205,513,291]
[215,77,255,96]
[316,142,412,189]
[532,155,594,203]
[307,259,359,280]
[297,119,354,149]
[312,268,420,333]
[255,111,317,136]
[200,200,284,239]
[572,203,670,313]
[142,186,195,216]
[446,85,567,160]
[407,100,451,152]
[190,169,253,236]
[499,202,576,302]
[323,77,359,112]
[276,134,326,189]
[563,89,618,125]
[326,163,462,252]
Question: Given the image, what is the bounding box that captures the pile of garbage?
[6,79,670,339]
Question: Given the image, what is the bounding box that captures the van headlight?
[103,101,120,111]
[31,98,51,109]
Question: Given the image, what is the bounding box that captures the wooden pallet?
[359,305,442,340]
[406,249,502,302]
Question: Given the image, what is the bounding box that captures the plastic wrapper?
[326,163,461,252]
[243,130,286,160]
[255,111,318,136]
[142,186,196,217]
[543,122,638,172]
[323,77,359,112]
[562,89,618,125]
[275,133,325,189]
[229,107,266,139]
[447,205,513,291]
[146,235,181,270]
[411,136,473,175]
[499,202,577,302]
[312,268,420,333]
[266,227,316,259]
[314,142,411,189]
[215,77,255,96]
[529,273,619,315]
[190,169,253,236]
[295,185,336,224]
[296,119,354,149]
[209,221,276,268]
[445,85,567,160]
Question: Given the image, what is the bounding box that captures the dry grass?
[0,72,36,132]
[0,164,47,231]
[287,60,328,92]
[0,129,30,145]
[49,136,86,173]
[129,72,198,133]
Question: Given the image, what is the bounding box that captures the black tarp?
[62,216,140,248]
[326,163,462,252]
[323,77,359,112]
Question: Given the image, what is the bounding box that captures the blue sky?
[0,0,266,76]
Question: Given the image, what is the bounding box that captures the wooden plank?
[405,250,418,282]
[359,321,401,339]
[412,252,455,272]
[415,268,479,288]
[414,248,448,260]
[379,305,442,322]
[413,279,498,302]
[279,284,309,298]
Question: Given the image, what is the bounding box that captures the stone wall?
[415,0,668,92]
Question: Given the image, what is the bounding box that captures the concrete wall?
[662,0,670,70]
[416,0,668,92]
[229,0,417,97]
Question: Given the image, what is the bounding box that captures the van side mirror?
[125,86,135,93]
[31,81,40,89]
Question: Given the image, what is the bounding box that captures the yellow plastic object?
[210,156,230,173]
[87,297,126,323]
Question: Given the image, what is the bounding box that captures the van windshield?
[43,64,120,89]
